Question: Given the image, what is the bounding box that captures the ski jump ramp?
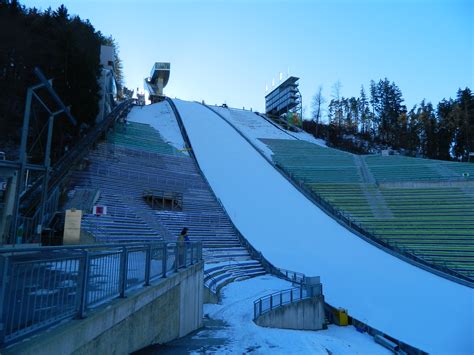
[169,99,472,354]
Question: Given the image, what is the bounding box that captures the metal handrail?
[276,268,306,284]
[0,241,202,345]
[253,286,309,320]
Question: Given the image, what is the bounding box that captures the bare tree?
[311,86,325,137]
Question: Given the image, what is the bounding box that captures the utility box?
[333,308,349,326]
[63,209,82,244]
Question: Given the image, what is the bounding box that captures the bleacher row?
[261,138,474,281]
[364,155,474,182]
[68,119,265,293]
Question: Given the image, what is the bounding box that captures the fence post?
[259,298,262,317]
[174,244,179,272]
[162,243,167,278]
[0,255,10,343]
[119,246,128,298]
[300,285,303,299]
[190,243,194,265]
[270,295,273,310]
[290,288,293,303]
[184,242,188,267]
[77,251,90,319]
[280,292,283,307]
[144,244,151,286]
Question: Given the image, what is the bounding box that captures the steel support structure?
[9,68,76,245]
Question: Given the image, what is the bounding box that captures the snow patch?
[127,102,188,154]
[198,275,389,354]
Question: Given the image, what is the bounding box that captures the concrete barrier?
[203,285,219,304]
[3,262,204,355]
[255,295,325,331]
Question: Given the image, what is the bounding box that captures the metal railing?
[253,286,309,320]
[253,281,324,321]
[276,268,306,284]
[0,241,202,345]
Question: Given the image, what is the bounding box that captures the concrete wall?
[4,262,203,355]
[203,285,219,304]
[255,296,325,331]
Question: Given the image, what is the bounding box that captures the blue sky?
[23,0,473,119]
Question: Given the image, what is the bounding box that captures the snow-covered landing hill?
[171,99,473,355]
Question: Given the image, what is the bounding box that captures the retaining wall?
[3,262,204,355]
[255,295,325,331]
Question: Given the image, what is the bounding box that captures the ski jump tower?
[144,62,170,103]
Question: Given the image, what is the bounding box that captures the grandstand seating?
[68,119,265,293]
[261,138,474,281]
[364,155,474,182]
[204,260,266,292]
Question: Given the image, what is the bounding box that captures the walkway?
[136,276,389,354]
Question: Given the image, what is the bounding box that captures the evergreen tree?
[0,1,112,161]
[331,81,343,126]
[452,88,474,161]
[396,111,409,150]
[359,86,371,135]
[348,97,359,133]
[406,106,421,154]
[436,99,456,160]
[417,100,438,158]
[303,80,472,161]
[369,80,380,136]
[371,78,406,145]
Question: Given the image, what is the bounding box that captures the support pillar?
[0,172,18,245]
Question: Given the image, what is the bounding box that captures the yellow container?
[333,308,349,326]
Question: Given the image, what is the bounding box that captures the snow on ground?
[197,275,390,355]
[210,105,326,156]
[290,129,327,147]
[210,106,295,158]
[171,99,474,354]
[127,102,188,154]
